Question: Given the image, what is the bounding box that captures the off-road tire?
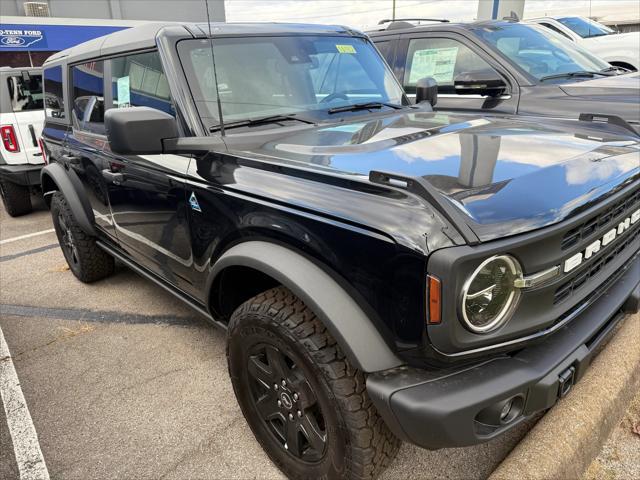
[227,286,400,480]
[50,192,114,282]
[0,177,32,217]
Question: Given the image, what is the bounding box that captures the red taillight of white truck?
[38,137,48,164]
[1,125,20,152]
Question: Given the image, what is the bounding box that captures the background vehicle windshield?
[6,73,43,112]
[473,23,610,80]
[557,17,615,38]
[178,35,405,128]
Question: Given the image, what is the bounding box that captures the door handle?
[102,169,125,185]
[62,154,81,166]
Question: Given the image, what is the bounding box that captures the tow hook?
[558,366,576,398]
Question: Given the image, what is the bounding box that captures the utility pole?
[392,0,396,20]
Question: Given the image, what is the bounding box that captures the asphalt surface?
[0,194,536,480]
[584,389,640,480]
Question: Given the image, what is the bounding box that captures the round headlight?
[461,255,522,333]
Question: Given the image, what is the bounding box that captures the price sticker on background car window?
[116,76,130,107]
[336,44,356,54]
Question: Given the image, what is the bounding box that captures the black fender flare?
[41,162,97,236]
[210,241,403,373]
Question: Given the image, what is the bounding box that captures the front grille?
[561,188,640,250]
[554,225,640,304]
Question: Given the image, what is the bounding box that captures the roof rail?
[378,18,450,25]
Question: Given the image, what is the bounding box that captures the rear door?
[396,33,519,114]
[65,59,117,239]
[3,71,45,165]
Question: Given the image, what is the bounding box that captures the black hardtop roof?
[43,22,362,68]
[366,19,519,35]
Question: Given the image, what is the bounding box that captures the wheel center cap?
[280,392,293,410]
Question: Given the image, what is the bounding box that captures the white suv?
[527,16,639,72]
[0,67,45,216]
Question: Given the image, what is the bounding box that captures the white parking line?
[0,229,56,246]
[0,326,50,480]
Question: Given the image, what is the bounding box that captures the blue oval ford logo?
[1,36,26,46]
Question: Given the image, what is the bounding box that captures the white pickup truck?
[0,67,45,216]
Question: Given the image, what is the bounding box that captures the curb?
[490,313,640,480]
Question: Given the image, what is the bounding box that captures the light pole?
[392,0,396,20]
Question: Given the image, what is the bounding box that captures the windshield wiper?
[327,102,404,114]
[601,65,628,74]
[209,113,314,133]
[539,71,608,82]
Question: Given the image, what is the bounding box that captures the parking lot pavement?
[583,389,640,480]
[0,197,536,479]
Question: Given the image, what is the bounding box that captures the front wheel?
[227,287,400,480]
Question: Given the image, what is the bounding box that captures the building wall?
[1,0,226,21]
[602,22,640,34]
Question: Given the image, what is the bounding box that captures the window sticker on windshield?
[336,44,356,54]
[117,76,130,107]
[408,47,458,84]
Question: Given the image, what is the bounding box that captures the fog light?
[476,394,525,428]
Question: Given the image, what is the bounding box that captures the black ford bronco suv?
[40,23,640,480]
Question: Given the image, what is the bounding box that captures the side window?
[43,66,65,118]
[374,41,394,65]
[7,74,43,112]
[404,38,496,94]
[71,61,105,134]
[540,23,573,40]
[110,51,174,116]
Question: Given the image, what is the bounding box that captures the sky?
[224,0,640,29]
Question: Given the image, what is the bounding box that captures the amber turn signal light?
[427,274,441,324]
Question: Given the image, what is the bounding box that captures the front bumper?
[367,254,640,450]
[0,163,42,186]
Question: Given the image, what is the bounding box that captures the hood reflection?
[231,111,639,240]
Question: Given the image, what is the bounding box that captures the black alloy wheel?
[227,287,400,480]
[246,342,327,461]
[57,210,80,267]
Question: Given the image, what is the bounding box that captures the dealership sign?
[0,28,44,48]
[0,24,128,52]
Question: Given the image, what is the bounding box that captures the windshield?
[177,35,406,129]
[557,17,615,38]
[473,23,610,81]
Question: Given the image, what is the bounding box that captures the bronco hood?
[233,111,640,242]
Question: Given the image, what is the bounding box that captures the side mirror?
[105,107,178,155]
[454,71,507,97]
[415,76,438,107]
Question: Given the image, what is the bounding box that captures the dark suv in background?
[368,19,640,131]
[40,22,640,480]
